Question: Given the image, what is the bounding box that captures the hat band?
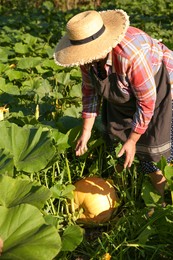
[70,25,105,45]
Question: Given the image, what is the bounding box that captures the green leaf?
[136,225,155,244]
[0,175,51,209]
[51,130,70,152]
[70,68,82,79]
[0,64,9,74]
[63,105,81,118]
[22,33,38,45]
[164,165,173,190]
[157,156,167,172]
[58,116,82,134]
[42,59,61,70]
[69,83,82,98]
[34,79,52,98]
[61,225,83,251]
[0,122,56,173]
[5,69,24,81]
[43,1,54,11]
[0,48,10,62]
[61,184,75,199]
[0,149,14,176]
[14,42,29,54]
[55,71,71,85]
[0,78,6,91]
[141,178,161,207]
[17,57,42,69]
[0,204,61,260]
[51,184,75,199]
[0,82,20,95]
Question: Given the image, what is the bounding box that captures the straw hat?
[54,9,129,67]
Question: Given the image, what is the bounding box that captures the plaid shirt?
[80,26,173,134]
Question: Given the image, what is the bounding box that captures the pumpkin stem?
[65,156,75,214]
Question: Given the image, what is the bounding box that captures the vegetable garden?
[0,0,173,259]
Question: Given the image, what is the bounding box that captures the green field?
[0,0,173,259]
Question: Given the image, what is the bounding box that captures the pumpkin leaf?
[0,122,56,173]
[0,149,14,176]
[141,178,161,207]
[17,57,42,69]
[0,175,51,209]
[61,225,83,252]
[14,42,29,54]
[0,204,61,260]
[164,165,173,190]
[51,184,75,200]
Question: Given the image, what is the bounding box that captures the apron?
[89,61,172,162]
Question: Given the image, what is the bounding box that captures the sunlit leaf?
[14,42,29,54]
[17,57,42,69]
[5,69,24,81]
[55,71,71,85]
[0,175,51,209]
[0,82,20,95]
[0,149,14,176]
[0,122,56,173]
[0,204,61,260]
[51,184,75,199]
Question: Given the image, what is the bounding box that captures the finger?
[117,147,125,158]
[76,145,88,156]
[75,140,82,151]
[124,156,133,168]
[123,154,130,169]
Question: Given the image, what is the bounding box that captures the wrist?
[82,127,92,133]
[128,131,141,143]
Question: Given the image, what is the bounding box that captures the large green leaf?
[5,69,24,81]
[0,149,14,176]
[14,42,29,54]
[17,57,42,69]
[0,82,20,95]
[0,175,51,209]
[0,122,56,173]
[51,129,70,152]
[0,204,61,260]
[61,225,83,252]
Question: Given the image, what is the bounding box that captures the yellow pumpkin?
[73,176,119,223]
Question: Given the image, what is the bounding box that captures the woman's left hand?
[117,131,141,169]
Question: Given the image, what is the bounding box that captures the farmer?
[54,9,173,201]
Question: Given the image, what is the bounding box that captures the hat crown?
[66,11,104,41]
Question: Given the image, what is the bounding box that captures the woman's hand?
[75,117,95,156]
[117,131,141,168]
[75,130,91,156]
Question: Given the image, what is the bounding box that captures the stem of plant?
[65,155,75,214]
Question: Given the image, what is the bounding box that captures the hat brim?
[54,9,129,67]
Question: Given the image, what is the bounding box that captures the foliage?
[0,0,172,259]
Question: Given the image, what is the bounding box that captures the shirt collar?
[106,51,112,66]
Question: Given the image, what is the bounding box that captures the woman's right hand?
[75,130,91,156]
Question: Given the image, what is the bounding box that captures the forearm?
[82,117,96,133]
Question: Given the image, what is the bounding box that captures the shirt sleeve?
[80,65,101,118]
[129,49,157,134]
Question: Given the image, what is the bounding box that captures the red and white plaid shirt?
[80,26,173,134]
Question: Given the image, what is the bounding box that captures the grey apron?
[89,61,172,162]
